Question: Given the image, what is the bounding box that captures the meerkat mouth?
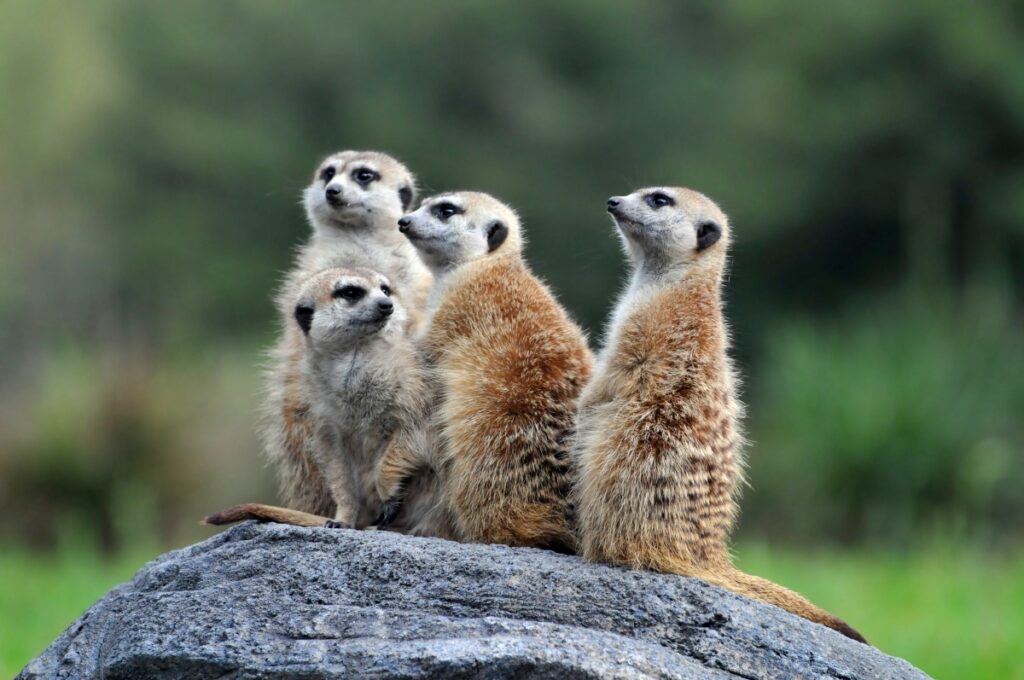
[613,215,646,232]
[327,210,369,229]
[361,314,392,327]
[404,231,444,242]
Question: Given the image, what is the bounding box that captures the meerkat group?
[205,151,865,643]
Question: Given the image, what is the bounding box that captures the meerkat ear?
[294,305,314,335]
[486,220,508,252]
[398,185,415,212]
[696,221,722,251]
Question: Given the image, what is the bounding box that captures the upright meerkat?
[375,192,594,552]
[210,268,449,535]
[573,187,866,642]
[264,151,431,516]
[294,267,428,528]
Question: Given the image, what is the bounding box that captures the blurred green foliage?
[746,297,1024,546]
[0,0,1022,551]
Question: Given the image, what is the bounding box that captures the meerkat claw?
[373,499,402,529]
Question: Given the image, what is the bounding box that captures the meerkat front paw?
[323,519,350,529]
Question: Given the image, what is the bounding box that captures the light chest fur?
[314,344,403,440]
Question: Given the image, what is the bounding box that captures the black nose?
[378,299,394,316]
[398,216,411,232]
[607,197,621,212]
[326,186,342,205]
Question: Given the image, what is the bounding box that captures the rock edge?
[18,522,930,679]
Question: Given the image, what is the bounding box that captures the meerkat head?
[292,268,405,348]
[396,191,522,272]
[303,150,417,235]
[606,187,730,271]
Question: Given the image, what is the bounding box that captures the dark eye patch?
[352,167,380,185]
[431,202,463,221]
[320,166,335,183]
[381,284,392,297]
[644,192,675,209]
[332,285,366,302]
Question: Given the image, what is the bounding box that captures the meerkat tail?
[698,566,867,644]
[203,503,331,528]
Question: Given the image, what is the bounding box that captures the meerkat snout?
[397,215,412,232]
[325,184,345,207]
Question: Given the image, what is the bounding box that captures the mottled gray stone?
[19,522,930,679]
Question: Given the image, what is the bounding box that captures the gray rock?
[19,522,930,679]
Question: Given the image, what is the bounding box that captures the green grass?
[0,545,155,678]
[1,542,1021,679]
[737,543,1024,680]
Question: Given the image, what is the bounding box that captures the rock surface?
[19,522,929,679]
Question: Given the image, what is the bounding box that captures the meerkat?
[374,192,594,552]
[209,268,451,535]
[263,151,432,517]
[572,187,866,642]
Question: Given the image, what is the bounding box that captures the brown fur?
[429,255,593,549]
[378,192,594,551]
[574,187,866,643]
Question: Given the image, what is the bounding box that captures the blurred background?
[1,1,1022,676]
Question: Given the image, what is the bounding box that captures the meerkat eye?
[644,192,675,209]
[320,166,335,183]
[333,285,366,302]
[352,168,380,186]
[380,284,392,297]
[431,202,462,221]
